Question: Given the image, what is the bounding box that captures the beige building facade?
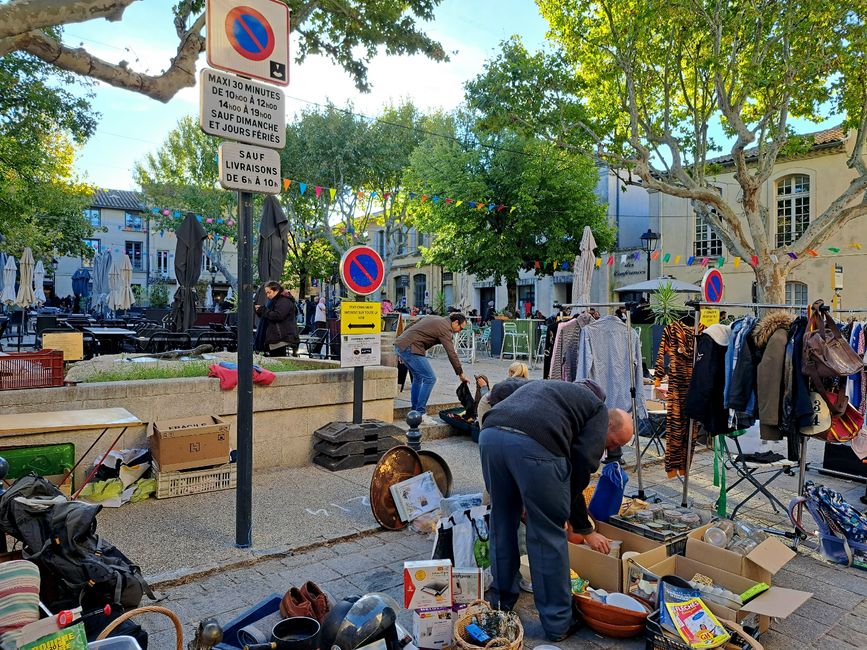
[650,126,867,309]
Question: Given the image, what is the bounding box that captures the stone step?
[392,417,455,442]
[393,401,462,422]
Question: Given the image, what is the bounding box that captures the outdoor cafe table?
[83,327,136,354]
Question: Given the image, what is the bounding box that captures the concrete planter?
[0,365,398,475]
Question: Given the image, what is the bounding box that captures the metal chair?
[304,328,330,358]
[721,432,797,519]
[143,332,191,353]
[536,324,548,358]
[476,326,491,356]
[500,321,529,360]
[192,330,237,352]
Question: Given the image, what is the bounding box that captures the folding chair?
[638,399,667,459]
[722,431,797,519]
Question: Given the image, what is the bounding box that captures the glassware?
[703,527,729,548]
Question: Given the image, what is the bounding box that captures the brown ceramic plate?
[573,595,649,626]
[582,617,645,638]
[418,450,453,498]
[369,445,423,530]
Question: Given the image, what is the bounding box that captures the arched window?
[693,190,723,258]
[776,175,810,247]
[785,281,808,306]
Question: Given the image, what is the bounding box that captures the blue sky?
[70,0,550,191]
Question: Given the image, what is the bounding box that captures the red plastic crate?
[0,350,64,390]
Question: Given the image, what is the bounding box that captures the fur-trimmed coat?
[754,312,794,440]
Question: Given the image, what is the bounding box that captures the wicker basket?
[155,463,236,499]
[454,600,523,650]
[96,605,183,650]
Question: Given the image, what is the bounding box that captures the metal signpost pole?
[235,190,254,548]
[353,293,365,424]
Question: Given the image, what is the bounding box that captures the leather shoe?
[280,587,315,619]
[547,618,581,642]
[300,581,330,622]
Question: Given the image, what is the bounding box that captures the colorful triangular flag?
[663,253,671,263]
[806,249,818,257]
[329,188,336,201]
[432,196,439,204]
[298,182,307,196]
[651,250,660,261]
[595,258,602,268]
[734,257,741,268]
[621,254,627,264]
[510,206,516,213]
[687,257,695,266]
[717,257,725,268]
[607,255,615,266]
[770,254,778,263]
[314,186,322,198]
[828,247,840,253]
[283,179,291,190]
[787,252,798,260]
[456,200,463,207]
[468,201,475,208]
[674,256,681,265]
[751,255,759,266]
[421,195,429,203]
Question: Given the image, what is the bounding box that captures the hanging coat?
[753,312,794,441]
[685,325,735,438]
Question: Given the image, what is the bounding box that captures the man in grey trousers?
[478,380,633,641]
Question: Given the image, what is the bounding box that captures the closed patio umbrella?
[71,268,91,298]
[15,248,35,309]
[33,260,47,305]
[94,251,113,315]
[1,256,16,304]
[117,254,134,310]
[570,226,597,316]
[170,213,207,331]
[256,195,289,305]
[0,252,6,299]
[108,261,122,311]
[205,283,214,310]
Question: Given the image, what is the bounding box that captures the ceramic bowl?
[573,595,649,627]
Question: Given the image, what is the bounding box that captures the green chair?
[500,321,529,360]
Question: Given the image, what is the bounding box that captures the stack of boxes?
[403,560,484,649]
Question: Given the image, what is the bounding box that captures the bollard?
[405,410,423,451]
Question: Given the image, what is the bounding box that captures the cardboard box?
[412,607,453,650]
[151,416,230,472]
[568,521,668,594]
[452,568,483,604]
[404,560,452,609]
[687,525,796,583]
[643,554,811,633]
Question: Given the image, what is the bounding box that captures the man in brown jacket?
[395,313,469,423]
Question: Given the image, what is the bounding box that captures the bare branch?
[0,0,137,39]
[14,13,206,102]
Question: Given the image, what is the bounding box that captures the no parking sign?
[702,269,724,304]
[207,0,289,85]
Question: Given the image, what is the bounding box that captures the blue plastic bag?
[588,461,629,522]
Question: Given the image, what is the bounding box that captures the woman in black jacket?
[255,281,300,356]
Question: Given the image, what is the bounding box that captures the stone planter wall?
[0,366,398,480]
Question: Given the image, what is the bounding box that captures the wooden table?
[0,408,144,547]
[84,327,136,354]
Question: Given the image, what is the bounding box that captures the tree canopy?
[406,112,612,307]
[471,2,867,301]
[0,52,97,258]
[0,0,448,102]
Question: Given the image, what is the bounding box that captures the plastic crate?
[0,350,64,390]
[0,442,74,486]
[645,611,758,650]
[155,463,236,499]
[88,636,143,649]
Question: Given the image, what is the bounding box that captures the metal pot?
[243,616,321,650]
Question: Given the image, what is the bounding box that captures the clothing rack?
[684,300,831,548]
[558,302,650,500]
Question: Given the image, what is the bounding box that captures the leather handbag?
[802,299,863,416]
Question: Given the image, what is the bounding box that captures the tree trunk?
[753,264,788,306]
[204,247,237,290]
[506,278,517,314]
[299,273,308,298]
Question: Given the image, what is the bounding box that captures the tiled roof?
[708,124,847,166]
[90,189,147,212]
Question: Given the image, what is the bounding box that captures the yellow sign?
[42,332,84,362]
[340,301,381,335]
[699,308,720,327]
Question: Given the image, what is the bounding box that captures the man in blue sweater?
[479,380,633,641]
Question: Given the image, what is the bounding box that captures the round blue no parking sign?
[225,6,275,61]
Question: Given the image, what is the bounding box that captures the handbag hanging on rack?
[802,299,864,416]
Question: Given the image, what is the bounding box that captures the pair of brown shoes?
[280,581,330,623]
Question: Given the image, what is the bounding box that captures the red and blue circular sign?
[702,269,724,304]
[225,6,275,62]
[340,246,385,296]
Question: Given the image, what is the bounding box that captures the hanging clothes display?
[724,316,759,430]
[753,312,794,441]
[547,312,593,381]
[685,325,734,453]
[654,318,702,476]
[575,316,647,418]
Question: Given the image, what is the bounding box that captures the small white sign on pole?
[340,334,382,368]
[200,68,285,148]
[218,141,281,194]
[206,0,290,86]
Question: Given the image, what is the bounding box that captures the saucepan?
[241,616,321,650]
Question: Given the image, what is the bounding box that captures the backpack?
[0,474,154,611]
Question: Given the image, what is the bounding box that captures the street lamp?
[640,228,660,281]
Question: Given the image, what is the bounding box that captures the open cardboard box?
[641,554,811,634]
[568,521,668,594]
[687,525,796,583]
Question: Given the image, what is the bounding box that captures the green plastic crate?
[0,443,75,488]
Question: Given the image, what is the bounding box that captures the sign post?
[204,0,289,549]
[339,247,386,424]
